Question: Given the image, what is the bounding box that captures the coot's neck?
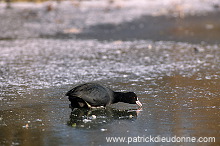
[113,92,129,103]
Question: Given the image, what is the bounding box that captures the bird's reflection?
[67,107,142,129]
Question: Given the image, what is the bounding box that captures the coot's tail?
[65,90,71,96]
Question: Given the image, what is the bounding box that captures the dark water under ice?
[0,39,219,145]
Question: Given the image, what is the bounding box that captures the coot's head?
[124,92,142,107]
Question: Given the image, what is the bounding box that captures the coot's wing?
[66,83,112,107]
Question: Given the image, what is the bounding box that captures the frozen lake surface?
[0,1,220,145]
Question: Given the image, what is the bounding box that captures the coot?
[66,83,142,109]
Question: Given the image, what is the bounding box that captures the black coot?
[65,83,142,109]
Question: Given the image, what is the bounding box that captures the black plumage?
[66,83,142,109]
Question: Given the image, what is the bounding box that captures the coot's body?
[66,83,142,109]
